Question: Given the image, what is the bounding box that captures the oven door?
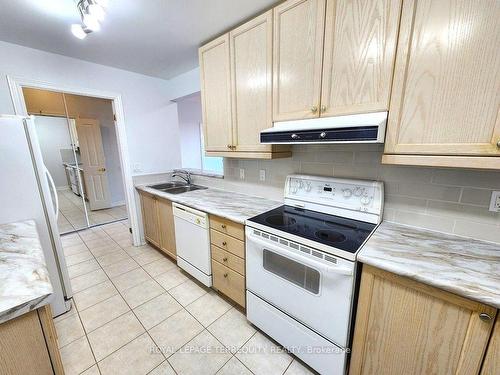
[246,228,355,347]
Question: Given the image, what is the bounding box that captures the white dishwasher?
[172,202,212,286]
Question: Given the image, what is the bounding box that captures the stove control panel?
[285,175,384,223]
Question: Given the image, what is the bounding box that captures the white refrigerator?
[0,115,72,317]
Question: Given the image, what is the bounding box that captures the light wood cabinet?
[383,0,500,169]
[157,197,176,260]
[350,265,497,375]
[320,0,401,117]
[209,215,246,308]
[139,191,160,248]
[139,191,177,260]
[0,305,63,375]
[481,316,499,375]
[199,34,233,153]
[273,0,326,121]
[23,88,66,117]
[200,12,291,159]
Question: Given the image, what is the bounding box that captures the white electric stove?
[245,174,384,375]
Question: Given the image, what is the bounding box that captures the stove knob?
[319,132,327,139]
[305,182,312,192]
[354,187,364,197]
[291,133,299,139]
[361,195,372,205]
[342,188,352,198]
[298,180,304,189]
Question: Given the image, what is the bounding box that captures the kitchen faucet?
[172,169,192,185]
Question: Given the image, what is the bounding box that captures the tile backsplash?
[198,144,500,243]
[133,144,499,243]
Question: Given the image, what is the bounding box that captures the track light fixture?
[71,0,108,39]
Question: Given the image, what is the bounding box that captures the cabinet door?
[481,317,499,375]
[385,0,500,157]
[350,265,497,375]
[320,0,401,117]
[199,34,233,152]
[157,197,176,259]
[273,0,326,121]
[230,11,273,152]
[140,192,159,247]
[22,88,66,117]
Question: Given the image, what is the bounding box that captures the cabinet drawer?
[209,215,244,240]
[210,229,245,258]
[212,260,245,308]
[211,245,245,275]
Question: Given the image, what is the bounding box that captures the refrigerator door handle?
[45,166,59,220]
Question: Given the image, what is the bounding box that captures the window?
[176,92,223,176]
[199,123,223,175]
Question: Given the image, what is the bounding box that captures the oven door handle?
[247,232,353,276]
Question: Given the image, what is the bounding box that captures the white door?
[76,118,111,210]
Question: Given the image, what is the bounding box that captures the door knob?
[311,105,318,113]
[223,257,228,262]
[496,139,500,149]
[222,241,227,246]
[227,144,232,149]
[221,224,226,229]
[321,105,327,113]
[223,273,228,278]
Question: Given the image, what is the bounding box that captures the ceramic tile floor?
[56,221,315,375]
[57,189,128,234]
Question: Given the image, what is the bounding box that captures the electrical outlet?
[489,191,500,212]
[239,168,245,180]
[259,169,266,182]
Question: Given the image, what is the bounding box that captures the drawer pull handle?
[222,241,227,246]
[479,313,492,322]
[223,273,228,278]
[223,257,228,262]
[221,224,226,229]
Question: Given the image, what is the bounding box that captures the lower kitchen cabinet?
[0,305,64,375]
[350,265,497,375]
[138,190,176,260]
[157,197,177,260]
[209,215,246,308]
[481,316,499,375]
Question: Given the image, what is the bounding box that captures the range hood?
[260,111,387,144]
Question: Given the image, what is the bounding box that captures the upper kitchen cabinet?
[320,0,401,117]
[23,88,66,117]
[273,0,326,121]
[383,0,500,170]
[230,11,273,153]
[199,11,291,159]
[199,34,233,153]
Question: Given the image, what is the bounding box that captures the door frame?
[7,75,141,246]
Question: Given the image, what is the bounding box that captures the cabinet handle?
[496,140,500,149]
[227,144,232,149]
[223,257,228,262]
[222,241,227,246]
[223,273,228,278]
[479,313,492,322]
[221,224,226,229]
[311,105,318,113]
[321,105,327,113]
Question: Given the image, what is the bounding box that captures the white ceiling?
[0,0,277,80]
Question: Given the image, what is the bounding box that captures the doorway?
[23,88,128,234]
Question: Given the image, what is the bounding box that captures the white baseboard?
[111,200,126,207]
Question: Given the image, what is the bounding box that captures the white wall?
[0,40,182,175]
[177,93,203,169]
[33,116,73,188]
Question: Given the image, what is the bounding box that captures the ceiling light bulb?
[71,24,87,39]
[83,13,100,31]
[88,4,105,21]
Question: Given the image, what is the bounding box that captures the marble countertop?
[358,222,500,308]
[136,184,282,224]
[0,220,53,324]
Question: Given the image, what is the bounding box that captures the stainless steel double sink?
[148,182,207,194]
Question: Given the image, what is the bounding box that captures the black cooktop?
[248,205,376,254]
